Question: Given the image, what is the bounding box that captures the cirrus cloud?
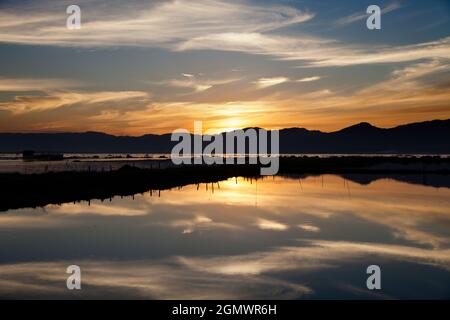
[1,0,448,68]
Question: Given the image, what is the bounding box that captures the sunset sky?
[0,0,449,135]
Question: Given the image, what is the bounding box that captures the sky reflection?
[0,175,449,299]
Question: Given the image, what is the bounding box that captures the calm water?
[0,175,449,299]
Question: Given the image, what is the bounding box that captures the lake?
[0,174,449,299]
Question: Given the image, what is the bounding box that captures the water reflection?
[0,175,449,299]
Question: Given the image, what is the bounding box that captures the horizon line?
[1,118,449,137]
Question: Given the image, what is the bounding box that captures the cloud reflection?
[0,175,449,298]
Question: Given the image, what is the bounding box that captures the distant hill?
[0,119,449,154]
[280,119,450,153]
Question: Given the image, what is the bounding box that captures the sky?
[0,0,449,135]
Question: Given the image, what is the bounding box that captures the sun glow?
[214,118,248,133]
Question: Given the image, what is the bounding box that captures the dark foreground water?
[0,175,449,299]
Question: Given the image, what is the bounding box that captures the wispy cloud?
[274,59,450,130]
[358,59,450,96]
[4,236,448,298]
[0,259,311,299]
[256,218,289,231]
[1,58,448,134]
[254,77,289,88]
[298,224,320,232]
[179,240,450,277]
[0,0,313,47]
[304,37,450,67]
[297,76,321,82]
[0,0,448,68]
[169,215,239,234]
[156,75,239,93]
[166,79,213,93]
[0,90,150,114]
[176,30,450,67]
[254,75,319,88]
[0,78,80,92]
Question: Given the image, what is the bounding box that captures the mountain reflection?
[0,175,449,299]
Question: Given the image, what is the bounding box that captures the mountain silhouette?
[0,119,449,154]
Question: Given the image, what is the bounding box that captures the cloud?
[0,175,449,299]
[256,218,289,231]
[307,37,450,67]
[0,0,313,48]
[169,215,239,234]
[2,238,448,298]
[0,78,81,92]
[176,30,450,67]
[336,1,402,26]
[178,240,450,277]
[298,224,320,232]
[254,77,289,88]
[157,75,239,93]
[46,202,149,216]
[0,0,448,68]
[0,90,150,114]
[352,59,450,101]
[0,59,448,135]
[245,59,450,132]
[0,259,311,299]
[297,76,321,82]
[165,79,212,92]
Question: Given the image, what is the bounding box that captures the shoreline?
[1,153,449,174]
[1,156,449,212]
